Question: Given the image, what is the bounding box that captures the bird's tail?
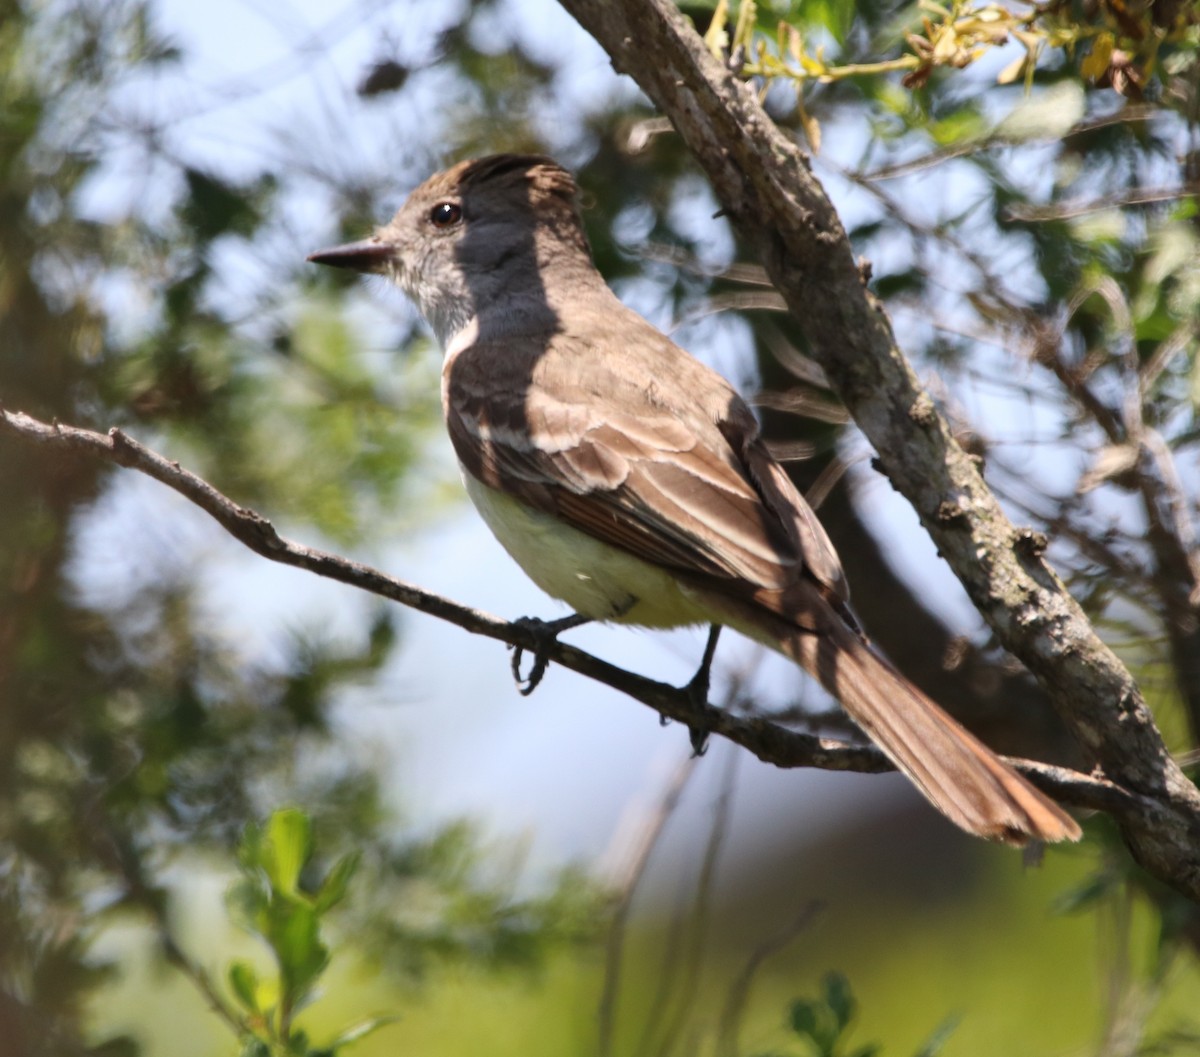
[701,589,1081,845]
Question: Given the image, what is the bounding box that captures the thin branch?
[669,289,788,333]
[0,405,1128,811]
[839,160,1013,303]
[714,900,824,1057]
[102,826,247,1040]
[598,754,697,1057]
[1141,427,1200,604]
[1005,184,1200,223]
[861,104,1162,183]
[158,928,248,1040]
[645,745,740,1057]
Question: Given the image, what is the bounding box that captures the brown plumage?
[309,154,1081,845]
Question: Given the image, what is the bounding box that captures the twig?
[1141,427,1200,604]
[159,930,248,1040]
[101,825,247,1039]
[861,104,1161,183]
[714,900,824,1057]
[598,754,697,1057]
[1005,184,1200,223]
[644,745,741,1057]
[0,410,1153,817]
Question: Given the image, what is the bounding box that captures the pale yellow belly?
[462,473,713,628]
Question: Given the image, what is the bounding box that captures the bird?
[308,153,1080,846]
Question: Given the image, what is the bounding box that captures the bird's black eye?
[429,201,462,228]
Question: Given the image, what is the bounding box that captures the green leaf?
[314,851,360,914]
[995,81,1085,142]
[782,974,862,1057]
[85,1036,140,1057]
[264,808,313,898]
[180,167,272,242]
[788,997,821,1039]
[824,971,855,1030]
[273,902,328,1001]
[927,105,987,146]
[228,960,260,1013]
[789,0,855,44]
[871,270,926,299]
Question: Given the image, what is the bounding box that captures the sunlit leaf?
[264,808,313,899]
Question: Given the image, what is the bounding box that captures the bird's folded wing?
[445,339,843,599]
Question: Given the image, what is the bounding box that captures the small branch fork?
[1,406,1133,819]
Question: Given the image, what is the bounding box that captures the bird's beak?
[307,238,393,273]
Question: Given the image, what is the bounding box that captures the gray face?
[305,186,476,343]
[308,156,587,348]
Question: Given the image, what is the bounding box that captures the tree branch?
[1,407,1136,820]
[555,0,1200,897]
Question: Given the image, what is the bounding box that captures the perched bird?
[309,153,1080,846]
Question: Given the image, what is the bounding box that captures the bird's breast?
[460,470,711,629]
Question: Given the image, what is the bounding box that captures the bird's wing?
[443,328,846,602]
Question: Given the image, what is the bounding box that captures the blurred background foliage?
[1,0,1198,1055]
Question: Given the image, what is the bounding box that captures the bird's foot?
[509,613,592,696]
[676,625,722,756]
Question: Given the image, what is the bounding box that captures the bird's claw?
[509,613,591,696]
[681,665,711,757]
[677,624,722,756]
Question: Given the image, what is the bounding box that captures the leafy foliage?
[706,0,1200,102]
[751,973,956,1057]
[223,809,394,1057]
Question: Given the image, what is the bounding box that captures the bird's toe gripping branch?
[677,624,722,756]
[508,613,593,695]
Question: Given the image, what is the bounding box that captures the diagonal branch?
[0,407,1135,820]
[555,0,1200,897]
